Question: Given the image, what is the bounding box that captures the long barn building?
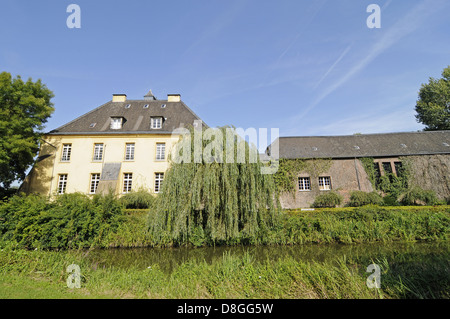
[268,130,450,208]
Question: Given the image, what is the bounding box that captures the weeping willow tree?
[149,125,280,246]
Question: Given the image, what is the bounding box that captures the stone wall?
[406,154,450,200]
[279,154,450,209]
[279,158,373,209]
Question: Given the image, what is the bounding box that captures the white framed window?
[151,117,162,129]
[61,144,72,162]
[125,143,135,161]
[93,143,104,161]
[298,177,311,191]
[89,173,100,194]
[154,172,164,193]
[57,174,68,194]
[156,143,165,160]
[318,176,332,190]
[110,117,123,129]
[123,173,133,193]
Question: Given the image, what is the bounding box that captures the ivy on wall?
[360,156,412,199]
[273,158,332,194]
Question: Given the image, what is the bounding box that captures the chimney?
[112,94,127,102]
[167,94,181,102]
[144,89,157,100]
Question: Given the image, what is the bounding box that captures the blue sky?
[1,0,450,141]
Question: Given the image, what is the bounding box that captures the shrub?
[348,191,384,207]
[120,188,155,209]
[383,195,400,206]
[400,187,439,206]
[312,191,343,208]
[0,192,124,249]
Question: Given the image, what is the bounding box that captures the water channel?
[85,241,449,273]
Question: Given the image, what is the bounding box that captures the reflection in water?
[85,242,449,273]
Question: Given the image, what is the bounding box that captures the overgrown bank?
[0,244,448,299]
[0,193,448,249]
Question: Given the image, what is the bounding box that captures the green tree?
[415,66,450,130]
[150,126,280,246]
[0,72,54,190]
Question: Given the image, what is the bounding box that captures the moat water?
[85,241,449,273]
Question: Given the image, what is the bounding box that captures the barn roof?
[269,130,450,159]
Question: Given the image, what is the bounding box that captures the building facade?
[268,131,450,208]
[20,91,205,197]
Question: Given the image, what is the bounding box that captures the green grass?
[0,247,448,299]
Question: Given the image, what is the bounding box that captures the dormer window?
[151,117,163,129]
[110,117,123,129]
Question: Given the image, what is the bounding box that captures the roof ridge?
[280,130,450,139]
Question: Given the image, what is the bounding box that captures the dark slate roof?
[269,130,450,159]
[48,97,206,135]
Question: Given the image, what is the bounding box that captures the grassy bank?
[1,193,449,248]
[102,205,450,247]
[0,245,448,299]
[83,206,450,248]
[269,205,450,245]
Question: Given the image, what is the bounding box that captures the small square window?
[110,117,123,129]
[151,117,163,129]
[298,177,311,191]
[125,104,131,109]
[318,176,331,190]
[143,104,149,109]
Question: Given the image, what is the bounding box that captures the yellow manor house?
[20,90,205,197]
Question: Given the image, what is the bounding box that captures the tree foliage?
[149,126,280,246]
[0,72,54,189]
[415,66,450,130]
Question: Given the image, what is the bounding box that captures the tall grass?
[0,246,448,299]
